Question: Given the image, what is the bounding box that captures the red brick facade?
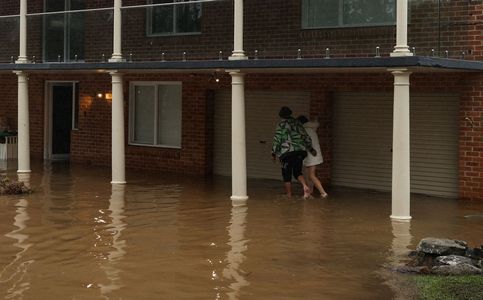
[0,0,481,199]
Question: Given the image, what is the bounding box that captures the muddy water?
[0,162,482,299]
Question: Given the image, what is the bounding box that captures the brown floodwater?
[0,161,482,299]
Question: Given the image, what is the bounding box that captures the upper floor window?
[302,0,396,28]
[44,0,85,62]
[147,0,202,36]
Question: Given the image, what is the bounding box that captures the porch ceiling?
[0,56,481,74]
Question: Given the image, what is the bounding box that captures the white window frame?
[302,0,397,29]
[146,0,202,37]
[129,81,183,149]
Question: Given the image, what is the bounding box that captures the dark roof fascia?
[1,56,482,72]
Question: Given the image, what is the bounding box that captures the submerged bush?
[0,177,32,195]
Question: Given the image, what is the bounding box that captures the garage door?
[332,92,459,198]
[214,90,310,180]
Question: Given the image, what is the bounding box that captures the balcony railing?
[0,0,478,64]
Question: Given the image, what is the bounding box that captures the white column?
[110,71,126,184]
[390,69,411,220]
[230,71,248,200]
[16,0,29,63]
[229,0,247,60]
[391,0,412,56]
[15,71,31,173]
[109,0,124,62]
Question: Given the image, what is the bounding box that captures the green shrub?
[413,275,483,300]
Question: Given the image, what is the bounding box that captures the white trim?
[128,81,183,149]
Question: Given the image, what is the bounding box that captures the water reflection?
[98,184,127,297]
[0,198,32,298]
[222,200,250,299]
[17,173,30,189]
[381,220,413,300]
[390,220,412,265]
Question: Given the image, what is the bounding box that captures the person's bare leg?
[296,175,312,199]
[304,167,314,194]
[308,166,328,198]
[284,182,292,198]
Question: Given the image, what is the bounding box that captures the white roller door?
[332,92,459,198]
[214,90,310,180]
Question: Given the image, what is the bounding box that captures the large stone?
[431,263,482,275]
[416,238,467,256]
[435,255,473,266]
[466,247,483,260]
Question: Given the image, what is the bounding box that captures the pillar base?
[390,215,412,220]
[229,53,248,60]
[108,58,126,63]
[231,195,249,201]
[390,51,413,57]
[17,169,31,173]
[111,181,127,185]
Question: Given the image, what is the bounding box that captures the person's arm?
[272,122,283,158]
[298,122,316,156]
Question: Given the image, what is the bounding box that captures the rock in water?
[417,238,467,256]
[435,255,474,266]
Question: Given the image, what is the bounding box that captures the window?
[302,0,396,28]
[44,0,85,62]
[147,0,202,36]
[129,82,182,148]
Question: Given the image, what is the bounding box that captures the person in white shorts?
[297,115,328,198]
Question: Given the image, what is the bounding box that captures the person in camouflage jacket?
[272,106,316,199]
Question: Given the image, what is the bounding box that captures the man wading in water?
[272,106,317,199]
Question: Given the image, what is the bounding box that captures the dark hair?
[278,106,292,119]
[297,115,308,124]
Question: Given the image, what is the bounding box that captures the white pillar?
[109,0,124,62]
[229,0,247,60]
[390,69,411,220]
[391,0,412,56]
[110,71,126,184]
[230,71,248,200]
[15,71,31,173]
[16,0,29,63]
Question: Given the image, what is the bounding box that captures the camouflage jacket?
[272,117,313,159]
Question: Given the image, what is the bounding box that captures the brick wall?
[459,73,483,200]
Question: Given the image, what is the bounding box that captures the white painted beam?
[110,0,124,62]
[229,0,247,60]
[15,71,31,173]
[390,69,411,220]
[110,71,126,184]
[230,70,248,200]
[391,0,412,56]
[16,0,29,63]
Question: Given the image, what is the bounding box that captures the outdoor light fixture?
[210,72,221,83]
[375,46,380,58]
[96,92,113,100]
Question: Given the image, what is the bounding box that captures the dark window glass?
[150,0,201,35]
[44,0,85,62]
[302,0,395,28]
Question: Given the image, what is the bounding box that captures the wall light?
[96,92,112,100]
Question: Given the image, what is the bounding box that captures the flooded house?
[0,0,481,220]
